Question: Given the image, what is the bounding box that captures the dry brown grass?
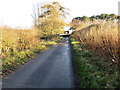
[72,21,119,64]
[1,26,40,59]
[71,19,102,30]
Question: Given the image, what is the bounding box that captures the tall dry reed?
[72,21,119,64]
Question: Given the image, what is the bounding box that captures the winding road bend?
[3,37,74,88]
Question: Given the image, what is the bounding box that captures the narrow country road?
[3,37,74,88]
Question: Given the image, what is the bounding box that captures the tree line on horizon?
[73,14,119,21]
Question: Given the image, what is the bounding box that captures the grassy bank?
[2,41,57,77]
[71,38,119,88]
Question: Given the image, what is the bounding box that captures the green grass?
[2,44,47,76]
[71,38,119,88]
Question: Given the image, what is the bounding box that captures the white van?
[63,26,73,34]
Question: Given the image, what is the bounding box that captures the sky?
[0,0,119,28]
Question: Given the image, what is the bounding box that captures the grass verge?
[71,38,119,88]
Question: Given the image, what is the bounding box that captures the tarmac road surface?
[3,37,74,88]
